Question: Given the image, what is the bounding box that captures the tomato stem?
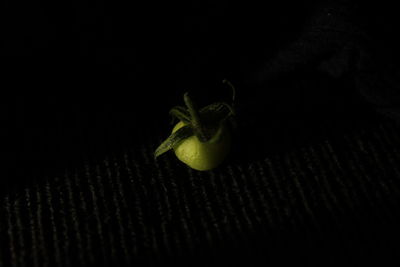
[184,92,208,142]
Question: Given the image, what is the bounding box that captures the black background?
[5,0,398,187]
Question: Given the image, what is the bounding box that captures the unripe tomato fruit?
[154,80,236,171]
[172,121,231,171]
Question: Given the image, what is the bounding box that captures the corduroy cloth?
[2,118,400,266]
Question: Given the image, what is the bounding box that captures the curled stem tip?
[222,79,236,108]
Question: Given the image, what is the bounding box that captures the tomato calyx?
[154,79,237,159]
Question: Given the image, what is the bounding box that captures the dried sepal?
[154,125,194,159]
[184,92,208,142]
[169,105,191,125]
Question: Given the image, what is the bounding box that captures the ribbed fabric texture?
[1,120,400,266]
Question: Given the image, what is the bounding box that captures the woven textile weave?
[2,119,400,266]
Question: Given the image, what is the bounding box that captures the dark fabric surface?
[2,120,400,266]
[3,0,400,266]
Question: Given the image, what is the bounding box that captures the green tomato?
[172,121,231,171]
[154,80,236,171]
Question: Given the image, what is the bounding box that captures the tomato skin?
[172,121,231,171]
